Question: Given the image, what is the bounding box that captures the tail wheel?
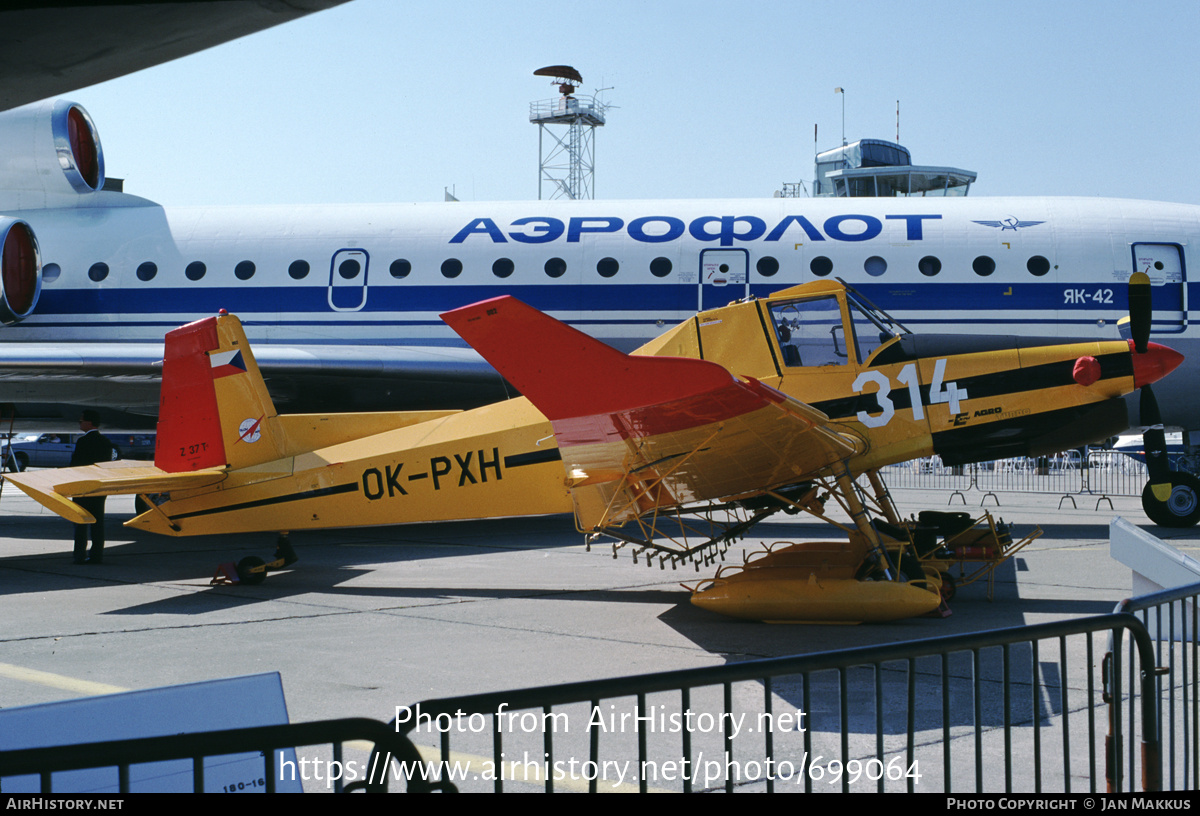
[236,556,267,585]
[1142,471,1200,528]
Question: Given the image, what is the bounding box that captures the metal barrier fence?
[0,719,418,794]
[1110,582,1200,791]
[381,614,1163,793]
[879,450,1150,504]
[4,607,1186,793]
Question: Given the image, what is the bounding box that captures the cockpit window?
[770,296,848,367]
[770,286,908,368]
[844,283,909,364]
[847,304,889,363]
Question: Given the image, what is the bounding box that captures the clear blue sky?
[70,0,1200,207]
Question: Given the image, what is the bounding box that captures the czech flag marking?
[210,349,247,379]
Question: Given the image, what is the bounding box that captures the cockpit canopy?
[768,281,909,368]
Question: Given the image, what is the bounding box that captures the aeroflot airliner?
[1,100,1197,441]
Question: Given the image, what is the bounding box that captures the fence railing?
[379,613,1166,793]
[6,605,1189,793]
[879,450,1150,504]
[1110,582,1200,791]
[0,719,419,794]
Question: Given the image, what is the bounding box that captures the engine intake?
[0,99,105,205]
[0,219,41,325]
[60,103,104,193]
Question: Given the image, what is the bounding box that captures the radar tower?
[530,65,607,200]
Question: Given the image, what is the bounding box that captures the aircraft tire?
[236,556,268,585]
[1142,471,1200,528]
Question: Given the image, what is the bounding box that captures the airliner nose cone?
[1131,341,1185,389]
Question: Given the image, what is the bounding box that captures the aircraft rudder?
[156,315,226,472]
[155,312,283,472]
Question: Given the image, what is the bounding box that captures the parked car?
[108,434,157,461]
[2,432,155,471]
[4,433,77,470]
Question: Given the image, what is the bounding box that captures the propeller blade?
[1141,384,1172,501]
[1129,271,1152,354]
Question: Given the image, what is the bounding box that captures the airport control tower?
[779,138,976,198]
[530,65,606,200]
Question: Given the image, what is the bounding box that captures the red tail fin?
[156,317,227,472]
[155,313,282,473]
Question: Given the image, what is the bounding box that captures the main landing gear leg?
[843,465,951,616]
[831,460,894,580]
[866,469,902,526]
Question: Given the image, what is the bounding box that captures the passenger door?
[698,249,749,311]
[1132,243,1186,333]
[328,248,370,312]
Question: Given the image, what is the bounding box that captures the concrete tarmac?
[2,477,1198,792]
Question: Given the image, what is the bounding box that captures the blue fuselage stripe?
[30,281,1183,317]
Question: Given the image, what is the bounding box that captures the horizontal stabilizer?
[6,461,225,523]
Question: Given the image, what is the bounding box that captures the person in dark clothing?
[71,410,116,564]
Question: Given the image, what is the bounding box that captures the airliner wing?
[0,343,508,414]
[442,296,858,529]
[0,1,351,111]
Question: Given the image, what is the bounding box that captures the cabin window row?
[62,256,680,283]
[78,260,262,283]
[58,253,1053,284]
[388,256,676,279]
[801,254,1052,278]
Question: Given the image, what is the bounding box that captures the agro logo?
[952,406,1002,426]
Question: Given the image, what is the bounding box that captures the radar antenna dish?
[534,65,582,96]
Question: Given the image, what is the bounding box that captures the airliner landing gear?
[1142,472,1200,528]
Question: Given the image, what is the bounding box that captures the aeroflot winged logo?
[450,214,942,245]
[971,216,1047,231]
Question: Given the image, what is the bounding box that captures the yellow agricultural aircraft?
[7,277,1184,623]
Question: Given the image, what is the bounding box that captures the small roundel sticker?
[238,417,262,443]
